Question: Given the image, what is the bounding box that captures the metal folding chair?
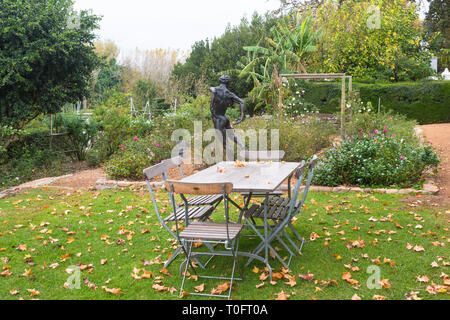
[143,162,216,269]
[244,155,318,268]
[159,156,223,208]
[165,181,244,300]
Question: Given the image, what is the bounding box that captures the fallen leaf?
[194,283,205,293]
[275,291,290,300]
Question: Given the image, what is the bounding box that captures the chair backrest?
[165,181,233,195]
[166,181,234,242]
[143,161,181,237]
[240,150,285,162]
[289,155,318,217]
[143,159,174,180]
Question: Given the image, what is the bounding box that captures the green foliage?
[237,116,337,162]
[171,13,278,98]
[308,0,434,81]
[104,136,172,180]
[0,128,70,189]
[59,113,98,161]
[92,92,134,162]
[313,134,439,188]
[239,16,320,111]
[86,149,101,168]
[93,58,123,103]
[424,0,449,70]
[0,0,101,133]
[288,81,450,124]
[133,79,158,107]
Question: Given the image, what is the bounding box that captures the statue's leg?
[225,125,247,151]
[213,116,230,160]
[232,132,247,151]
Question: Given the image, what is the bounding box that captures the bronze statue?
[210,75,246,151]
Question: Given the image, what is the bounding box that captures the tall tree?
[239,16,320,111]
[308,0,433,81]
[424,0,449,70]
[0,0,101,148]
[171,12,278,98]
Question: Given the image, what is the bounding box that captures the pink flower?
[388,118,392,121]
[373,130,379,134]
[400,156,405,161]
[154,142,159,147]
[133,137,139,141]
[120,145,125,149]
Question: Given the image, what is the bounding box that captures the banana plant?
[239,16,321,111]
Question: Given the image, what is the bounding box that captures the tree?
[171,12,278,98]
[308,0,433,81]
[121,48,182,94]
[93,58,123,102]
[239,16,320,112]
[0,0,101,149]
[133,79,158,107]
[424,0,449,70]
[94,40,120,63]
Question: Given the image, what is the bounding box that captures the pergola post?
[341,76,346,138]
[278,79,283,118]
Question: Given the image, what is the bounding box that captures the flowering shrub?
[282,80,320,117]
[313,132,439,188]
[104,135,173,180]
[347,111,419,145]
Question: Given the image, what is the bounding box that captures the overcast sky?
[73,0,280,54]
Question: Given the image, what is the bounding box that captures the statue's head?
[219,74,231,85]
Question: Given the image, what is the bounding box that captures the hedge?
[299,81,450,124]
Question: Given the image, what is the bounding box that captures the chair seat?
[245,196,301,221]
[164,205,214,222]
[241,190,283,198]
[180,221,244,241]
[180,194,223,206]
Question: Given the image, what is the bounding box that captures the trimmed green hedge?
[299,81,450,124]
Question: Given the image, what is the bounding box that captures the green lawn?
[0,186,448,300]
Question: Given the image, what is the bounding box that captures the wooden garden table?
[180,161,301,280]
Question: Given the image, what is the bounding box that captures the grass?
[0,186,448,300]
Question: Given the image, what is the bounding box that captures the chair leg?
[164,246,182,269]
[274,234,294,267]
[282,230,301,253]
[232,238,244,281]
[288,223,305,252]
[227,249,238,300]
[179,241,194,298]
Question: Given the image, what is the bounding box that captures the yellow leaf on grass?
[275,291,290,300]
[27,289,40,297]
[194,283,205,293]
[102,286,124,295]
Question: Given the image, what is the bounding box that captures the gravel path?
[420,123,450,204]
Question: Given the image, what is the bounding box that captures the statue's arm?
[232,93,245,125]
[210,87,216,118]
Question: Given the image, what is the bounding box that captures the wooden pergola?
[279,73,353,137]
